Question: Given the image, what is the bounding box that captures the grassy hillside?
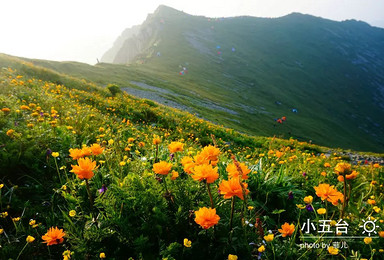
[1,52,384,259]
[16,6,384,153]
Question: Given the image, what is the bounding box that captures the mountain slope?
[14,5,384,152]
[103,6,384,152]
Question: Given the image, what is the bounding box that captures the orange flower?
[219,177,249,200]
[275,151,283,158]
[191,164,219,183]
[194,207,220,229]
[90,143,104,155]
[193,152,210,166]
[314,184,344,206]
[152,135,161,145]
[81,146,92,157]
[20,105,30,110]
[153,161,173,175]
[334,162,352,175]
[346,170,359,180]
[1,108,11,113]
[278,222,295,237]
[200,145,220,162]
[42,227,65,246]
[168,142,184,153]
[69,148,84,160]
[6,129,14,137]
[70,157,97,179]
[171,170,179,180]
[324,163,331,168]
[181,156,195,174]
[226,162,251,180]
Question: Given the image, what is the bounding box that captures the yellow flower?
[63,250,72,260]
[108,139,114,145]
[99,252,106,258]
[258,245,266,252]
[303,195,313,204]
[26,235,35,243]
[328,246,339,255]
[248,206,254,211]
[264,233,274,242]
[317,208,327,215]
[373,206,381,213]
[0,229,3,234]
[379,231,384,238]
[183,238,192,247]
[119,161,126,166]
[296,204,306,209]
[29,219,36,226]
[69,210,76,217]
[52,152,59,158]
[364,237,372,244]
[0,184,3,189]
[228,254,238,260]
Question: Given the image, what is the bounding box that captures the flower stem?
[206,182,214,208]
[16,242,28,260]
[154,144,159,163]
[54,158,63,184]
[85,179,93,210]
[229,196,235,231]
[163,175,169,194]
[341,173,347,218]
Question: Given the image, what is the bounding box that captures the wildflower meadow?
[0,62,384,259]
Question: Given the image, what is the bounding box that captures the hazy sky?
[0,0,383,64]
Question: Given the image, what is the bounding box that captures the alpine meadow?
[1,4,384,260]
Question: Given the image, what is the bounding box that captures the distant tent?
[282,116,286,121]
[217,51,222,55]
[292,108,298,113]
[216,45,221,49]
[156,52,161,56]
[277,119,283,124]
[231,47,236,52]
